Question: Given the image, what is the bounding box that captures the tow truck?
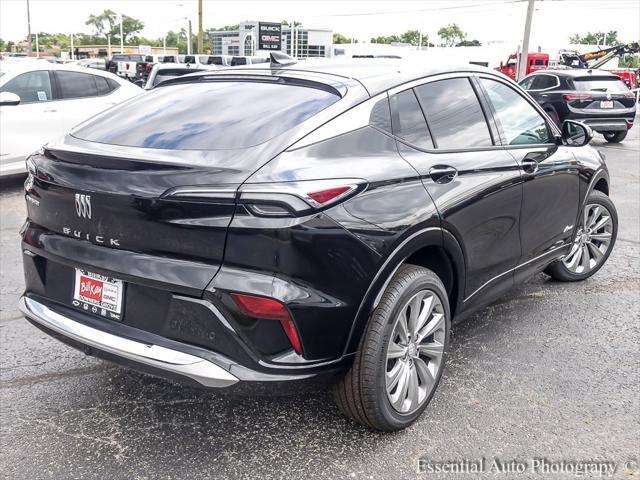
[558,42,640,88]
[496,52,549,79]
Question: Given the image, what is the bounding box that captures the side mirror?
[0,92,21,106]
[562,120,593,147]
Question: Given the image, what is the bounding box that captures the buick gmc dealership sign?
[259,22,282,50]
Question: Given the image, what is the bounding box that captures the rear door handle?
[521,158,539,173]
[429,165,458,184]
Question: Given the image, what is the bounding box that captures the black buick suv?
[19,60,618,431]
[519,68,636,143]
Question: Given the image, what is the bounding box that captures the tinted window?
[519,76,535,90]
[574,77,628,92]
[95,76,114,95]
[531,75,558,90]
[390,89,432,149]
[415,78,492,149]
[1,70,53,103]
[57,71,99,99]
[73,81,340,150]
[231,57,247,66]
[480,78,551,145]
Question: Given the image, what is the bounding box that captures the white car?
[0,61,141,177]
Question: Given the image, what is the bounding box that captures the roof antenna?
[270,51,296,67]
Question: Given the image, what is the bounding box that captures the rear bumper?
[19,295,239,388]
[19,294,340,393]
[581,118,631,132]
[564,112,635,133]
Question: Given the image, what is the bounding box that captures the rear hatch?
[24,75,346,292]
[568,75,636,113]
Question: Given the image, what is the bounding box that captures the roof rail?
[270,51,296,67]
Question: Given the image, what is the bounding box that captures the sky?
[1,0,639,48]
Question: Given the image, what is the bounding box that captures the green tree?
[333,33,350,44]
[371,34,401,44]
[371,30,430,47]
[456,39,481,47]
[0,38,5,51]
[437,23,466,47]
[162,28,198,54]
[569,31,619,45]
[619,54,639,68]
[85,10,144,44]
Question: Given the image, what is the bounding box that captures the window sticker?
[37,91,48,101]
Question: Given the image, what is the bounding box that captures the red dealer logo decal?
[80,276,103,302]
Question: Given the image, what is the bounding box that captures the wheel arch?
[593,177,609,196]
[343,227,466,355]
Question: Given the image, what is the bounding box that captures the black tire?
[545,190,617,282]
[333,264,450,431]
[603,131,627,143]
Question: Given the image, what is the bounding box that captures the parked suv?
[19,62,617,431]
[519,69,635,143]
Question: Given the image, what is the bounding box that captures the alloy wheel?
[563,203,613,274]
[385,289,446,415]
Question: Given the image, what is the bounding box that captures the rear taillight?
[230,293,302,354]
[622,91,635,98]
[239,179,365,217]
[563,93,592,101]
[162,179,366,217]
[146,63,152,72]
[307,186,351,205]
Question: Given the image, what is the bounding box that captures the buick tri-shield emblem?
[75,194,92,219]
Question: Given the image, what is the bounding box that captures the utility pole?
[187,19,192,55]
[197,0,203,54]
[35,32,39,57]
[107,34,111,57]
[26,0,32,56]
[516,0,535,81]
[120,13,124,53]
[70,34,74,60]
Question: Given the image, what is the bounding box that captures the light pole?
[26,0,32,56]
[197,0,203,54]
[119,13,124,53]
[187,18,192,55]
[516,0,535,81]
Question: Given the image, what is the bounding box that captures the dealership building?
[210,21,333,58]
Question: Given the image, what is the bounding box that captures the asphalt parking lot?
[1,124,638,480]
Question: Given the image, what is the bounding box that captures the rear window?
[73,81,340,150]
[574,77,628,92]
[151,69,203,87]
